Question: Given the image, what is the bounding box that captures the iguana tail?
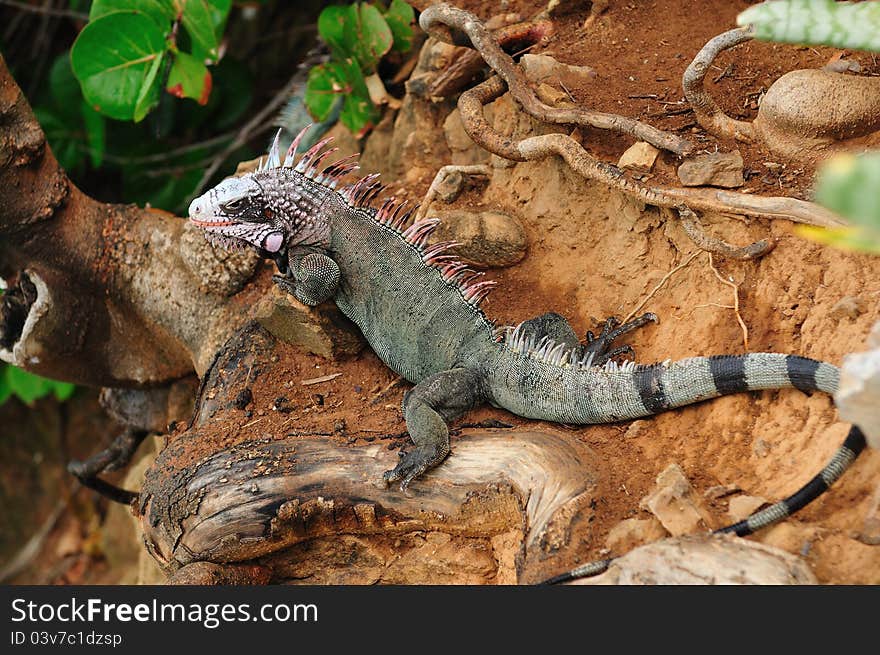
[482,344,867,583]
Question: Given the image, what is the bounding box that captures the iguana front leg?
[272,246,340,306]
[384,367,487,492]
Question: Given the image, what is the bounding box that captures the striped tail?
[533,352,867,584]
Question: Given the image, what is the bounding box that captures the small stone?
[605,517,668,553]
[753,438,771,457]
[836,329,880,449]
[624,419,650,439]
[254,285,364,359]
[639,463,714,535]
[430,209,527,268]
[232,388,253,410]
[728,494,768,522]
[830,296,865,321]
[618,142,660,173]
[520,54,596,87]
[435,169,466,203]
[546,0,582,17]
[677,151,745,188]
[536,82,570,106]
[272,396,294,413]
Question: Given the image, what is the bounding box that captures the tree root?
[682,27,757,142]
[676,205,774,260]
[419,3,694,155]
[457,75,844,227]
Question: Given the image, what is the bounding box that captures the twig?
[193,69,310,196]
[301,372,342,386]
[370,376,405,405]
[420,3,694,155]
[0,0,87,20]
[707,253,749,350]
[622,251,700,324]
[80,131,237,166]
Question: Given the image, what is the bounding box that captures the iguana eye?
[223,198,245,212]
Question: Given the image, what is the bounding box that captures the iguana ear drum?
[263,232,284,252]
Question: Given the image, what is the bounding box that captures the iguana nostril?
[188,198,202,218]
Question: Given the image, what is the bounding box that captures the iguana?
[188,127,866,582]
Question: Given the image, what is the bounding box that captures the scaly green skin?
[188,131,865,581]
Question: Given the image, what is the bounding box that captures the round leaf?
[89,0,174,28]
[71,12,168,120]
[384,0,415,52]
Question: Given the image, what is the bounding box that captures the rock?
[605,517,668,553]
[639,463,714,535]
[728,494,768,522]
[536,82,570,106]
[677,151,745,188]
[830,295,866,321]
[254,286,365,359]
[618,142,660,173]
[430,209,528,268]
[570,534,818,584]
[547,0,583,17]
[179,223,261,297]
[520,53,597,87]
[836,323,880,449]
[753,69,880,160]
[858,482,880,546]
[443,109,490,166]
[624,419,650,439]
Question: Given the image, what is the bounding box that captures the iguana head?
[188,127,358,255]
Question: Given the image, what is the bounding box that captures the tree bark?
[0,53,257,386]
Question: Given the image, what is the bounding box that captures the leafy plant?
[70,0,232,122]
[0,364,76,407]
[798,153,880,254]
[737,0,880,52]
[304,0,415,137]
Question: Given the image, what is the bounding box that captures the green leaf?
[48,53,84,123]
[180,0,232,63]
[89,0,175,28]
[52,382,77,402]
[0,367,11,406]
[209,58,253,129]
[815,152,880,229]
[738,0,880,52]
[337,58,380,137]
[133,50,166,122]
[383,0,415,52]
[71,12,168,120]
[347,3,393,73]
[6,366,51,405]
[166,51,212,105]
[80,101,106,167]
[304,62,345,122]
[33,107,85,174]
[318,5,355,59]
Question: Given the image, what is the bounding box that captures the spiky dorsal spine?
[260,125,499,314]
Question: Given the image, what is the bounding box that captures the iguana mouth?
[189,218,238,228]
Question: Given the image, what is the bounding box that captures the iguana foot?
[382,442,450,493]
[583,312,657,365]
[67,428,146,504]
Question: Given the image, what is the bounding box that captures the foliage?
[31,45,254,216]
[737,0,880,52]
[0,364,76,407]
[797,153,880,254]
[737,2,880,254]
[304,1,415,137]
[71,0,231,121]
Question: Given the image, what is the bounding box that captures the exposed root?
[622,251,700,324]
[419,3,694,155]
[676,205,775,260]
[457,75,845,227]
[706,253,749,350]
[682,27,757,142]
